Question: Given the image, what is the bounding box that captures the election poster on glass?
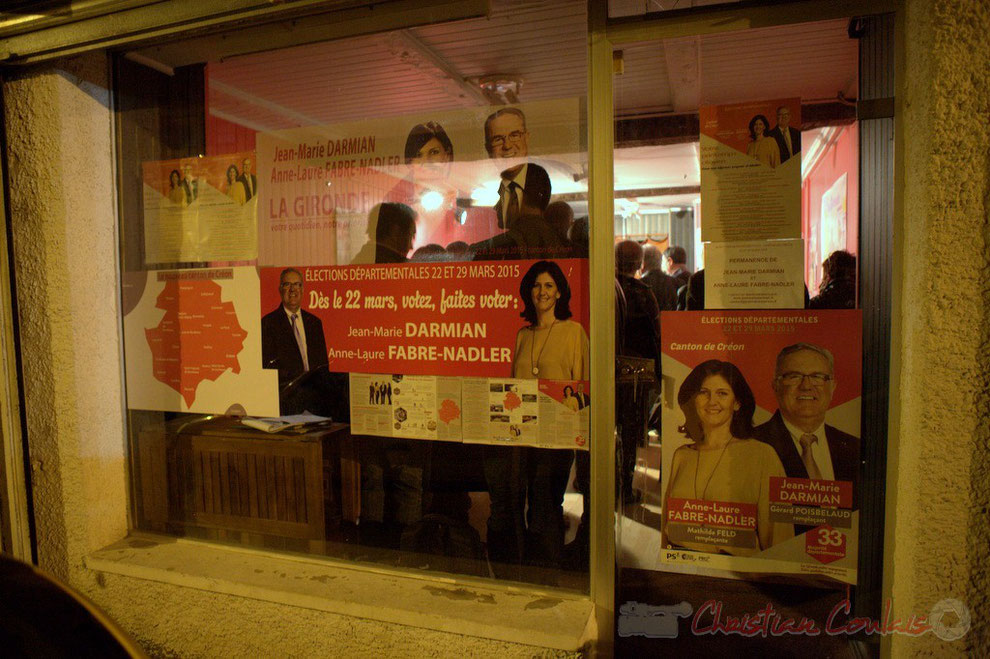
[659,310,861,585]
[142,151,259,264]
[349,373,462,442]
[704,240,805,309]
[255,98,584,267]
[122,266,279,416]
[260,259,590,448]
[699,98,802,242]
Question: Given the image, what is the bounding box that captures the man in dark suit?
[471,163,561,261]
[663,245,691,290]
[767,106,801,163]
[754,342,860,493]
[238,157,258,201]
[641,245,678,312]
[261,267,329,414]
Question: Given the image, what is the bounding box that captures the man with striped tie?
[261,267,329,414]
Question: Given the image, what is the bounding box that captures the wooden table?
[137,417,358,547]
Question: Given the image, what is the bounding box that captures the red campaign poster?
[259,258,589,379]
[659,310,861,585]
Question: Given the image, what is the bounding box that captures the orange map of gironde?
[145,279,247,406]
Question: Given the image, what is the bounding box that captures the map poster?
[259,259,590,381]
[256,98,583,267]
[349,373,461,442]
[122,267,279,416]
[704,240,805,309]
[142,151,258,265]
[659,310,861,585]
[699,98,802,242]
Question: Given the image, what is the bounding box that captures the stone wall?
[889,0,990,655]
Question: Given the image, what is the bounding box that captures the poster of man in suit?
[261,267,330,414]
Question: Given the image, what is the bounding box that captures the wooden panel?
[137,429,168,529]
[159,421,353,540]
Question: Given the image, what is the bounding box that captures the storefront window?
[611,15,872,651]
[119,0,592,590]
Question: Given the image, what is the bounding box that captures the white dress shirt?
[283,305,308,368]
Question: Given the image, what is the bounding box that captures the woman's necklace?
[693,438,733,500]
[531,320,557,376]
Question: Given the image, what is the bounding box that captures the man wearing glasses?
[484,108,539,230]
[755,343,859,486]
[261,267,329,413]
[474,108,561,260]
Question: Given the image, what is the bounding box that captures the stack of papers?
[241,413,331,433]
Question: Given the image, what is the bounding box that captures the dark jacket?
[261,306,329,387]
[767,125,801,163]
[616,274,660,376]
[641,269,679,312]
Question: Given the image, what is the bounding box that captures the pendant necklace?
[531,320,557,376]
[693,438,733,500]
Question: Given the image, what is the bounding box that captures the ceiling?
[205,0,857,212]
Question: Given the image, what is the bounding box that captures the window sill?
[86,533,595,651]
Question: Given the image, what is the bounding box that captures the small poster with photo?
[699,98,802,242]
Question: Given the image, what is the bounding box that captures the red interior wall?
[205,113,257,157]
[801,122,859,294]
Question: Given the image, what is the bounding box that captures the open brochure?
[241,412,331,433]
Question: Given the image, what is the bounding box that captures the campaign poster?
[704,240,805,309]
[259,259,590,446]
[122,267,279,416]
[258,259,589,379]
[699,98,802,242]
[256,98,584,267]
[659,310,861,585]
[142,151,258,264]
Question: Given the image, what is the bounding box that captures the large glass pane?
[119,0,592,591]
[611,17,867,651]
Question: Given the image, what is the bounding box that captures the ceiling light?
[421,190,444,211]
[477,76,523,104]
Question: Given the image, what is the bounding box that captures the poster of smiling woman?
[659,310,861,585]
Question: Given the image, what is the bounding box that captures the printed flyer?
[704,240,805,309]
[122,267,279,416]
[659,310,861,584]
[255,98,584,266]
[345,374,589,449]
[699,98,802,242]
[461,378,590,449]
[348,373,461,441]
[142,151,258,264]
